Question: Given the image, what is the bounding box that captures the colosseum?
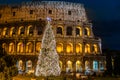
[0,1,106,74]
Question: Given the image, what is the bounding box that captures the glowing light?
[67,61,72,69]
[47,17,51,21]
[85,44,90,53]
[76,43,82,53]
[57,43,63,53]
[66,43,73,53]
[93,61,98,71]
[35,18,61,76]
[93,44,98,53]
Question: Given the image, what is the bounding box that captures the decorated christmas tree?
[35,18,61,76]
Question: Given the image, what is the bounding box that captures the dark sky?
[0,0,120,50]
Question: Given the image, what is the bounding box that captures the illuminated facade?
[0,1,105,74]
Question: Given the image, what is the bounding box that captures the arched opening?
[76,61,82,72]
[18,26,24,35]
[9,43,14,53]
[26,42,33,53]
[84,27,90,36]
[66,43,73,53]
[99,61,104,71]
[93,44,98,53]
[85,61,90,71]
[93,61,98,71]
[76,27,82,36]
[57,43,63,53]
[17,60,23,74]
[27,25,33,36]
[2,27,7,36]
[17,42,24,53]
[59,61,62,70]
[76,43,82,54]
[37,26,43,35]
[36,42,41,53]
[2,43,7,52]
[66,61,72,73]
[84,28,87,36]
[26,60,33,74]
[10,27,15,36]
[85,44,90,53]
[56,26,63,35]
[85,61,91,75]
[66,26,72,36]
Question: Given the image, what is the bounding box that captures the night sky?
[0,0,120,50]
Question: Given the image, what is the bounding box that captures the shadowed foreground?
[12,74,120,80]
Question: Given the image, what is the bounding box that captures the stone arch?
[26,60,33,74]
[2,43,7,52]
[93,61,98,71]
[93,44,98,53]
[26,42,33,53]
[17,42,24,53]
[76,27,82,36]
[66,26,72,36]
[18,26,24,35]
[66,43,73,53]
[37,26,43,35]
[27,25,33,35]
[10,27,15,36]
[84,27,90,36]
[9,42,14,53]
[17,60,23,71]
[85,44,90,53]
[85,60,90,71]
[56,43,63,53]
[76,60,83,72]
[99,61,104,71]
[56,26,63,35]
[76,43,82,54]
[66,60,73,72]
[2,27,7,36]
[36,42,41,53]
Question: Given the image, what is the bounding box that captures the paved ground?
[95,77,120,80]
[12,75,120,80]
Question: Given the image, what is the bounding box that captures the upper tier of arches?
[0,24,94,38]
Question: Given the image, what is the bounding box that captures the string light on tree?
[35,17,61,76]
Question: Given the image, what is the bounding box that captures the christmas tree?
[35,18,61,76]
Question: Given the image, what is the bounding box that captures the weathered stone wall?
[0,1,87,23]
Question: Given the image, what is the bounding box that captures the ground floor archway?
[76,61,83,72]
[15,55,106,75]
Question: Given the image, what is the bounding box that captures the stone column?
[33,40,36,55]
